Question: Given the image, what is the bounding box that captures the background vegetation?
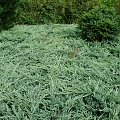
[17,0,120,24]
[78,4,120,42]
[0,0,20,31]
[0,0,120,27]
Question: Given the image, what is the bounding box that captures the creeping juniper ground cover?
[0,24,120,119]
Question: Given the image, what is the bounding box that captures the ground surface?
[0,24,120,120]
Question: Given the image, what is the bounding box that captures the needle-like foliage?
[0,24,120,119]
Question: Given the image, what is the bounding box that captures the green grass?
[0,24,120,120]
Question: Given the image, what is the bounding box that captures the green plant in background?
[17,0,74,24]
[1,0,119,26]
[100,0,119,7]
[115,0,120,14]
[78,4,120,42]
[0,0,20,31]
[100,0,120,14]
[16,0,100,24]
[17,0,98,24]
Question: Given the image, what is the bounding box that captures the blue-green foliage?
[0,24,120,119]
[78,5,120,41]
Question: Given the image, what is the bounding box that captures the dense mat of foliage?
[78,5,120,42]
[0,0,20,31]
[0,24,120,119]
